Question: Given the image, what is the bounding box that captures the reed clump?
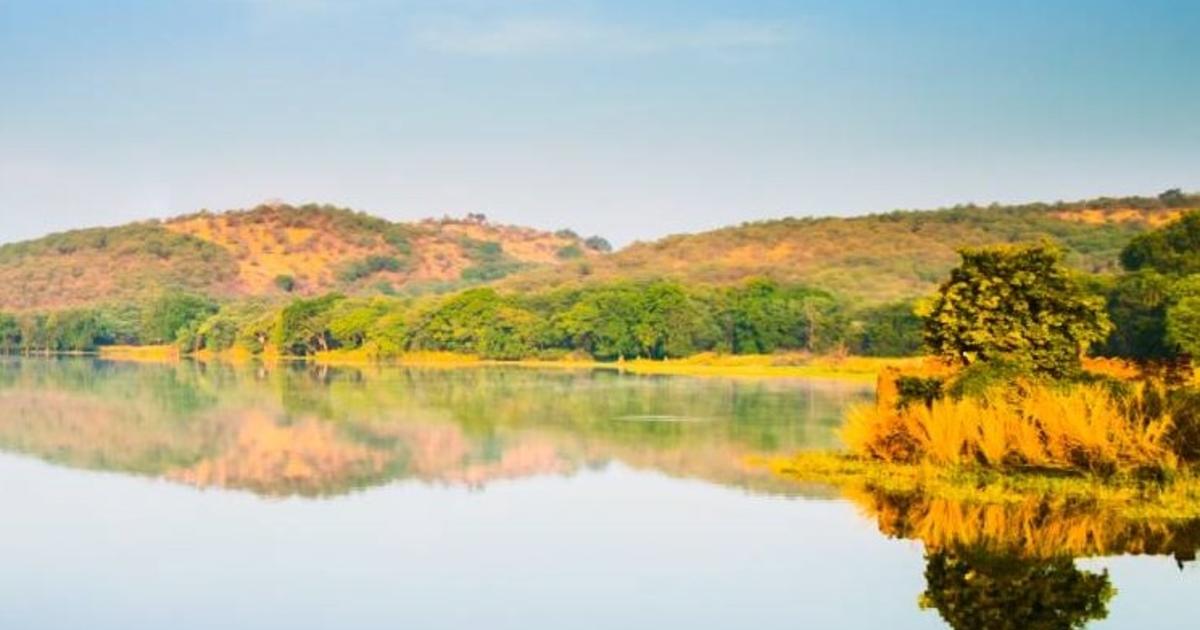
[842,376,1195,476]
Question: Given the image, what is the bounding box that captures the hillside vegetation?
[0,203,605,311]
[504,192,1199,304]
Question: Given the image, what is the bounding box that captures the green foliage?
[895,376,944,410]
[273,294,345,355]
[274,274,296,292]
[140,292,218,345]
[459,238,527,283]
[1166,276,1200,358]
[851,301,924,356]
[920,549,1113,630]
[1120,211,1200,275]
[923,243,1111,377]
[555,245,584,260]
[338,255,405,283]
[0,313,21,352]
[583,236,613,252]
[719,279,843,354]
[1098,271,1175,360]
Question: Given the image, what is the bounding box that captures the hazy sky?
[2,0,1198,246]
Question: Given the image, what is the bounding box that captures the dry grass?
[842,382,1177,474]
[98,345,180,362]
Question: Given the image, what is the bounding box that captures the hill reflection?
[0,357,869,497]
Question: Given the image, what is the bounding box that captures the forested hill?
[1,192,1196,312]
[0,204,609,311]
[503,192,1200,303]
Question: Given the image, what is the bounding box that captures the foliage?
[337,255,405,283]
[273,294,345,355]
[842,380,1180,475]
[583,236,613,252]
[274,274,296,293]
[923,243,1111,377]
[850,301,924,356]
[718,279,843,354]
[920,549,1113,630]
[140,292,218,345]
[1120,210,1200,275]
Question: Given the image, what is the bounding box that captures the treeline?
[5,207,1198,363]
[0,279,924,359]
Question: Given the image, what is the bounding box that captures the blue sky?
[2,0,1198,245]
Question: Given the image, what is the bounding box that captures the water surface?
[0,358,1195,629]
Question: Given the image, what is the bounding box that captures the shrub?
[274,274,296,293]
[842,382,1178,475]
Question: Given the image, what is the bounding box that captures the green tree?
[0,313,20,353]
[1167,276,1200,357]
[720,279,842,354]
[273,274,296,293]
[1098,271,1175,360]
[557,285,643,360]
[273,294,345,355]
[141,292,217,345]
[1120,210,1200,275]
[852,301,924,357]
[923,243,1110,376]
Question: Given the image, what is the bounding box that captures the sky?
[2,0,1198,246]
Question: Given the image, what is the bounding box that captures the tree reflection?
[920,548,1113,630]
[849,487,1200,629]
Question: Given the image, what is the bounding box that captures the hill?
[503,193,1200,304]
[0,203,606,311]
[2,192,1196,312]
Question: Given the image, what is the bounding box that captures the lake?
[0,357,1195,629]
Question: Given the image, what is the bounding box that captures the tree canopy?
[923,243,1111,376]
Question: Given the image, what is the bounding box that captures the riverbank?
[764,451,1200,520]
[93,346,920,381]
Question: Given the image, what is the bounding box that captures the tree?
[852,301,924,357]
[923,243,1110,377]
[920,549,1113,630]
[1120,211,1200,275]
[273,294,345,355]
[274,274,296,293]
[720,279,842,354]
[1167,276,1200,358]
[0,313,20,353]
[140,292,217,345]
[1097,271,1175,360]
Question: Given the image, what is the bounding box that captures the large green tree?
[923,243,1110,376]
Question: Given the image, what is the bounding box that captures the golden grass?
[842,382,1176,474]
[98,345,180,362]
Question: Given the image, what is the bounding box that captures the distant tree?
[1120,211,1200,275]
[923,243,1110,376]
[274,274,296,293]
[273,294,345,355]
[720,279,842,354]
[1167,276,1200,358]
[0,313,20,353]
[1159,188,1189,207]
[140,292,217,345]
[853,302,924,357]
[584,236,613,252]
[1098,271,1174,360]
[555,245,584,260]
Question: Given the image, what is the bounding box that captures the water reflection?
[849,488,1200,629]
[0,357,870,497]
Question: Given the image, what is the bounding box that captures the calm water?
[0,358,1195,629]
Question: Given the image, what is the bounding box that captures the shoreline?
[83,346,914,382]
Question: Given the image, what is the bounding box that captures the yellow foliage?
[841,382,1179,474]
